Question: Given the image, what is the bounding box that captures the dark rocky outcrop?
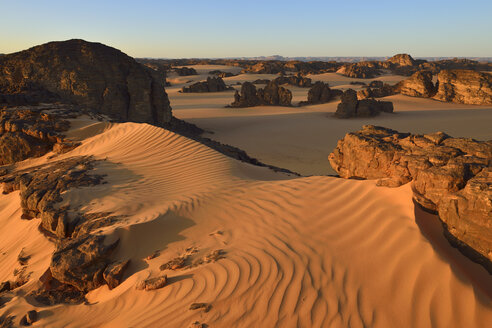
[335,89,393,118]
[228,81,292,107]
[0,105,79,165]
[273,74,312,87]
[0,39,172,124]
[433,70,492,105]
[299,82,341,106]
[180,77,233,93]
[252,79,271,84]
[174,67,197,76]
[208,70,236,78]
[329,125,492,272]
[336,64,380,79]
[394,71,436,97]
[357,84,397,99]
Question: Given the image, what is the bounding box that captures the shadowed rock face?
[273,74,312,87]
[0,39,172,124]
[299,81,338,106]
[174,67,197,76]
[329,125,492,272]
[433,69,492,105]
[181,77,232,93]
[229,81,292,107]
[394,71,436,97]
[335,89,393,118]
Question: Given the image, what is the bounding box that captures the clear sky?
[1,0,491,58]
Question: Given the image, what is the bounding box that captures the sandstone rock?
[208,70,236,78]
[368,80,384,88]
[0,106,72,165]
[329,125,492,272]
[335,89,393,118]
[189,302,212,312]
[394,71,436,97]
[273,74,312,87]
[103,260,131,290]
[0,281,10,293]
[0,39,172,124]
[174,67,197,76]
[336,64,380,79]
[19,310,37,326]
[386,54,416,66]
[433,69,492,105]
[357,84,397,99]
[252,79,271,84]
[181,77,232,93]
[50,235,119,292]
[299,82,333,106]
[136,275,167,291]
[229,81,292,107]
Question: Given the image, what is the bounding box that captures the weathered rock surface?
[208,70,236,78]
[0,39,172,124]
[180,77,233,93]
[329,125,492,272]
[357,84,397,99]
[136,275,168,291]
[394,71,436,97]
[336,64,380,79]
[386,53,416,67]
[174,67,197,76]
[273,74,312,87]
[335,89,393,118]
[0,106,77,165]
[433,69,492,105]
[299,82,335,106]
[103,260,131,290]
[229,81,292,107]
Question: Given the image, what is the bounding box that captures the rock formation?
[357,84,397,99]
[180,77,233,93]
[433,70,492,105]
[208,70,236,78]
[394,71,436,97]
[329,125,492,272]
[335,89,393,118]
[228,81,292,107]
[174,67,197,76]
[386,54,416,66]
[273,74,312,87]
[336,64,380,79]
[0,39,172,124]
[299,82,341,106]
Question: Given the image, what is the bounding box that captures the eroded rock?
[181,77,232,93]
[433,69,492,105]
[335,89,393,118]
[229,81,292,107]
[329,125,492,271]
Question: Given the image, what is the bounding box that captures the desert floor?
[1,65,491,328]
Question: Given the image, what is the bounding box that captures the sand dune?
[1,119,491,327]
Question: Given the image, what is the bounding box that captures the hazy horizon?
[1,0,492,58]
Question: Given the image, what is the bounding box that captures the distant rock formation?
[335,89,393,118]
[174,66,197,76]
[180,77,233,93]
[252,79,271,84]
[357,84,396,99]
[228,81,292,107]
[0,39,172,124]
[273,74,312,87]
[394,71,436,97]
[329,125,492,273]
[433,70,492,105]
[386,54,416,66]
[336,64,380,79]
[208,70,237,78]
[299,81,341,106]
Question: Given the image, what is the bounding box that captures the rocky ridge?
[228,81,292,107]
[329,125,492,272]
[180,77,233,93]
[0,39,172,124]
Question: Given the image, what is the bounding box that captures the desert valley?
[0,34,490,328]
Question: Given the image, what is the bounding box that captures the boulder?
[299,82,334,106]
[229,81,292,107]
[357,84,397,99]
[394,71,436,97]
[0,39,172,124]
[181,77,232,93]
[433,69,492,105]
[329,125,492,272]
[174,67,197,76]
[103,260,131,290]
[136,275,168,291]
[335,89,393,118]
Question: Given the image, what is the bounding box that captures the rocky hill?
[0,39,172,124]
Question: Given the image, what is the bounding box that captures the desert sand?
[1,65,491,328]
[169,65,492,175]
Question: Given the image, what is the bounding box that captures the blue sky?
[1,0,491,58]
